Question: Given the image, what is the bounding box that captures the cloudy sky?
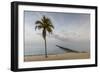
[24,11,90,55]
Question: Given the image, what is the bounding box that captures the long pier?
[56,45,79,53]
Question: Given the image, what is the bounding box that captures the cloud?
[49,31,81,42]
[52,33,69,41]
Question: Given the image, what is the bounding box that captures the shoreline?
[24,52,90,62]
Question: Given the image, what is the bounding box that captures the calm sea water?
[24,46,66,56]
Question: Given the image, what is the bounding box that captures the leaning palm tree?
[35,15,54,58]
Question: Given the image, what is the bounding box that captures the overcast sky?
[24,11,90,55]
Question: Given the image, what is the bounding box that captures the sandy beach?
[24,53,90,62]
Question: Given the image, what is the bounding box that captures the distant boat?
[56,45,79,53]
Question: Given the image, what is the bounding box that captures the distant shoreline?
[24,52,90,62]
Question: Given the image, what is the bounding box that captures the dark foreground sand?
[24,53,90,62]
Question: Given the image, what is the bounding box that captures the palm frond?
[46,27,53,34]
[35,25,43,30]
[45,17,54,28]
[35,20,43,25]
[49,24,54,29]
[35,26,38,30]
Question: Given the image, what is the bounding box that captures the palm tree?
[35,15,54,58]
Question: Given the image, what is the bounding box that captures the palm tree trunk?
[44,38,48,58]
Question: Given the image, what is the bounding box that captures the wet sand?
[24,53,90,62]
